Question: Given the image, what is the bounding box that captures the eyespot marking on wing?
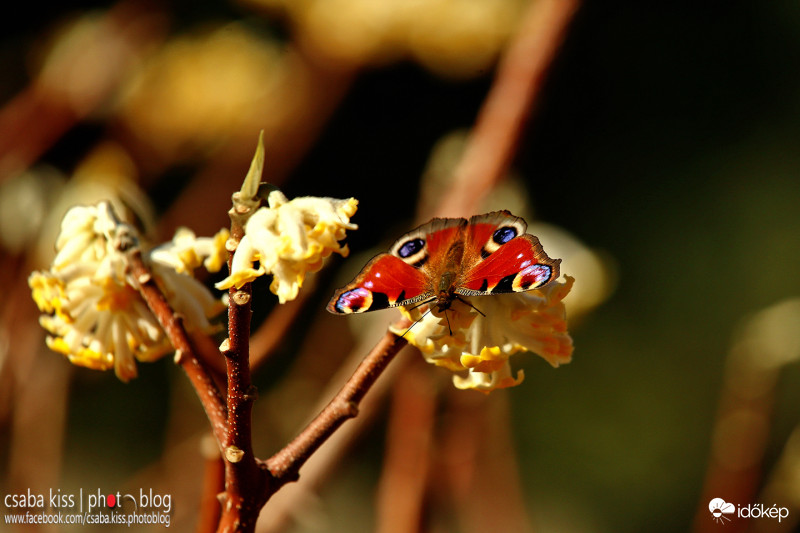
[480,220,526,256]
[398,238,424,258]
[333,287,373,313]
[493,226,518,245]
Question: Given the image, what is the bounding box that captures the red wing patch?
[327,254,431,314]
[457,235,560,295]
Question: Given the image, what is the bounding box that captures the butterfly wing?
[327,253,432,314]
[456,211,560,295]
[328,210,559,313]
[328,216,470,314]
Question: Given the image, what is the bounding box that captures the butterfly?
[327,210,561,315]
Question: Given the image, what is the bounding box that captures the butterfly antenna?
[399,308,432,339]
[455,295,486,317]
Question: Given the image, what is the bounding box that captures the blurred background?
[2,0,800,532]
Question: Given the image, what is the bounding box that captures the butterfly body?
[327,211,560,315]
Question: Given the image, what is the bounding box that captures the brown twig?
[216,208,269,532]
[367,4,582,531]
[156,1,579,528]
[435,0,580,218]
[127,248,227,445]
[255,328,413,532]
[265,325,409,483]
[189,329,228,380]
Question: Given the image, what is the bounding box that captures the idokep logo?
[708,498,789,525]
[708,498,735,524]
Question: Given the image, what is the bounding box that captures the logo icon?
[709,498,735,524]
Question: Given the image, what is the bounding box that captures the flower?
[391,276,574,392]
[148,227,229,332]
[29,202,224,381]
[215,190,358,303]
[149,226,230,275]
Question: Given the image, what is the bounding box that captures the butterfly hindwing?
[327,253,432,314]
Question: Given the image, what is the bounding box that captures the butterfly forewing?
[327,254,431,314]
[389,217,467,271]
[464,211,528,259]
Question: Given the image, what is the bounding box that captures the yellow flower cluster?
[248,0,525,77]
[29,202,227,381]
[116,23,286,161]
[392,276,574,392]
[216,190,358,303]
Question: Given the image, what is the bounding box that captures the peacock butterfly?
[327,210,561,315]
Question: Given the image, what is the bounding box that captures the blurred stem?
[127,248,227,445]
[442,391,534,533]
[0,0,165,181]
[249,290,310,371]
[375,356,437,533]
[197,435,225,533]
[435,0,580,218]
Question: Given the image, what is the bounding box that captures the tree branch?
[436,0,580,218]
[265,324,409,485]
[217,209,269,533]
[127,248,227,445]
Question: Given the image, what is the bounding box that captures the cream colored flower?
[392,276,574,393]
[215,190,358,303]
[149,226,230,275]
[29,202,224,381]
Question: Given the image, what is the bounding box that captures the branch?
[217,208,269,532]
[436,0,580,218]
[255,328,412,532]
[258,3,581,524]
[265,324,409,485]
[127,249,227,445]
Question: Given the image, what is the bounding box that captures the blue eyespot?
[398,238,425,258]
[493,227,517,245]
